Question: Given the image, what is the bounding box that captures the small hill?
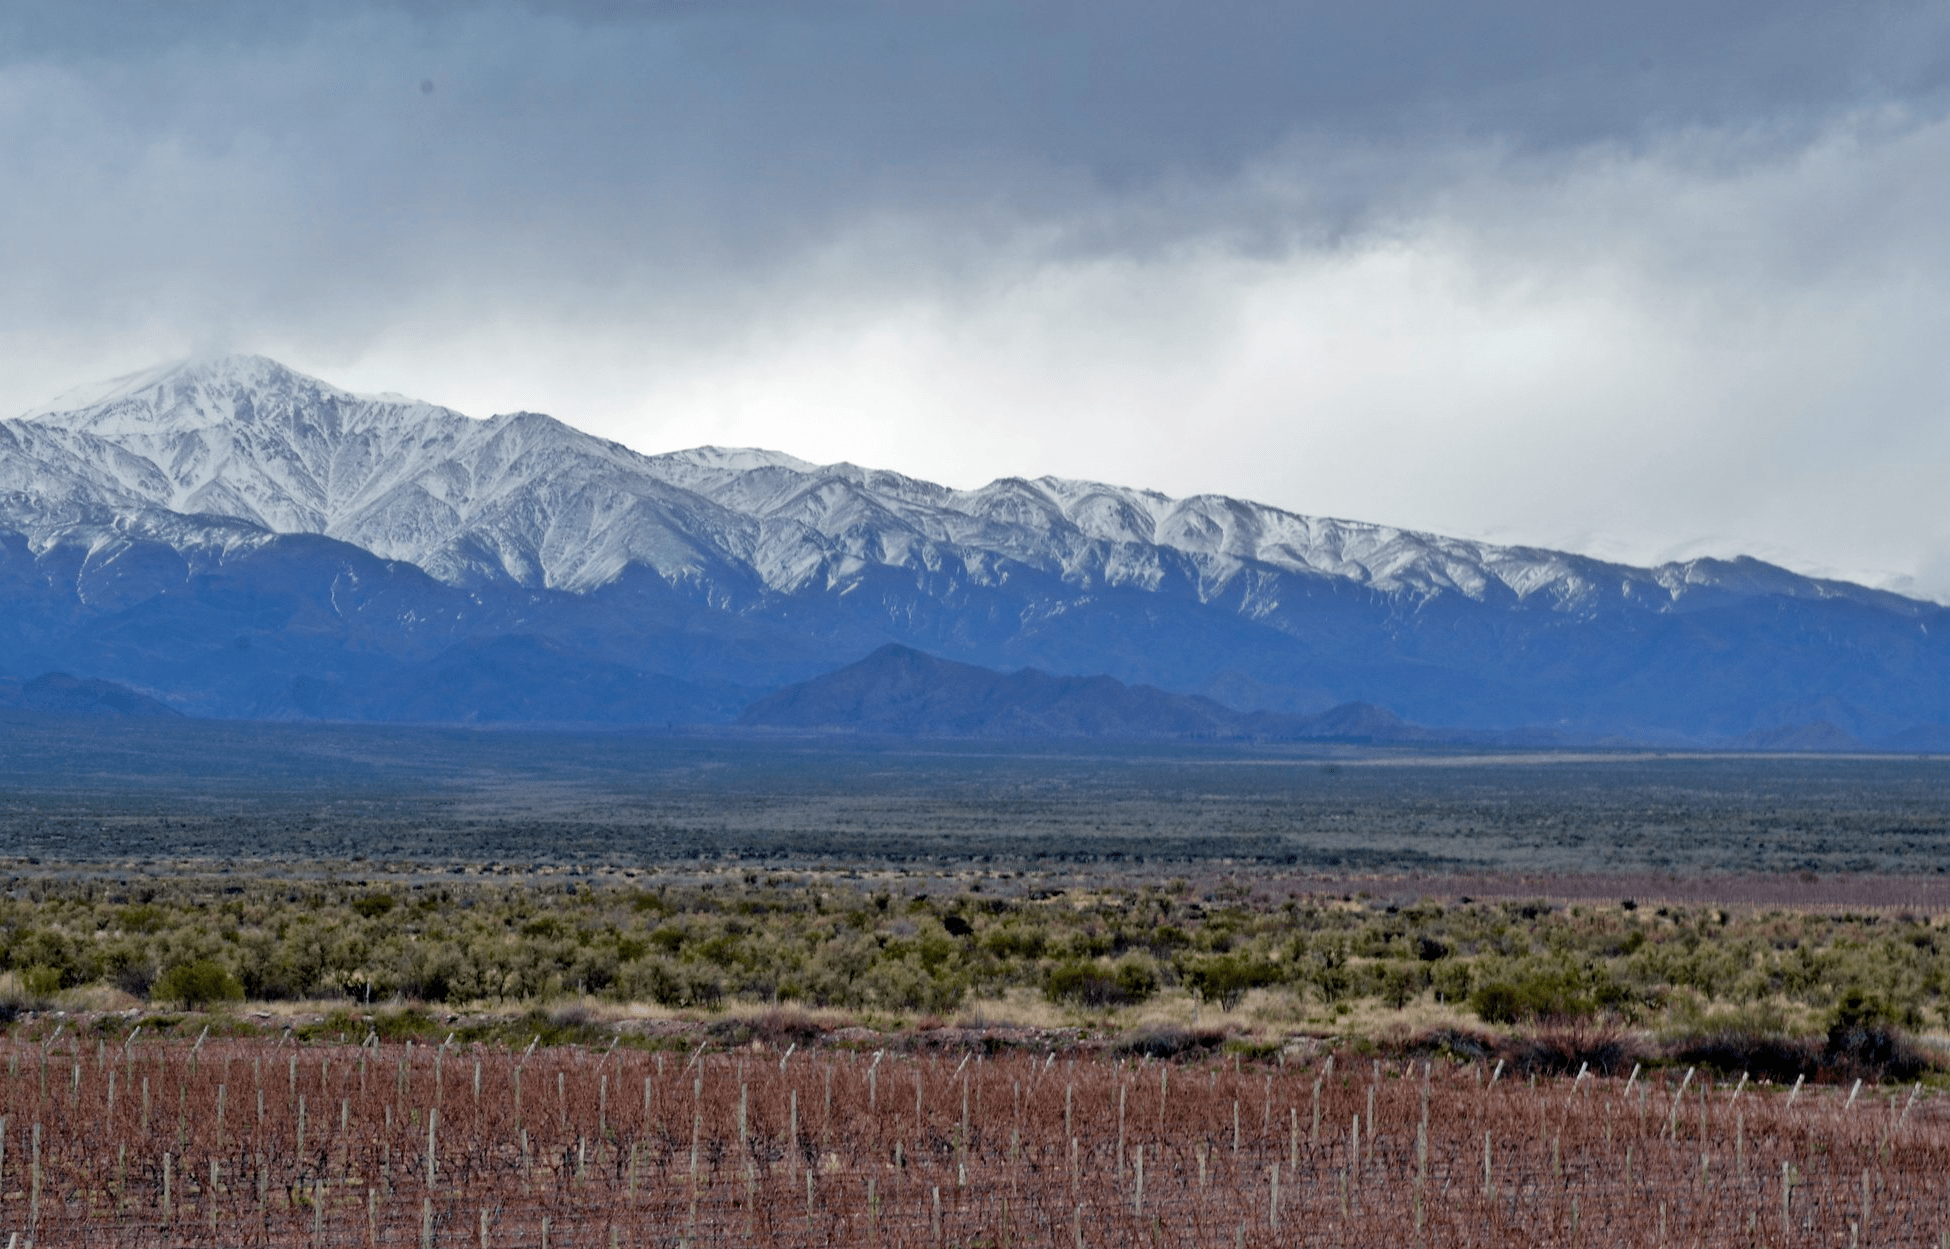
[0,672,181,718]
[739,645,1427,740]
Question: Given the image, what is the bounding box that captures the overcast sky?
[6,2,1950,594]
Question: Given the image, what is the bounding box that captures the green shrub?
[351,893,397,919]
[618,958,722,1010]
[1823,987,1933,1081]
[1470,980,1526,1025]
[1182,955,1277,1011]
[1470,965,1633,1024]
[1046,959,1157,1009]
[154,960,243,1009]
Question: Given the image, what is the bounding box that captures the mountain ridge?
[4,354,1948,742]
[19,355,1917,614]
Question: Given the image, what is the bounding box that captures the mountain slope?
[5,354,1949,739]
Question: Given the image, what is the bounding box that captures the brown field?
[1,1035,1946,1247]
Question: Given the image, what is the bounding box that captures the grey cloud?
[6,1,1950,595]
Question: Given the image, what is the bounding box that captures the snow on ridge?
[653,446,820,474]
[1,355,1914,615]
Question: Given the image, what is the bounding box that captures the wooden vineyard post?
[1269,1161,1280,1232]
[1666,1068,1694,1138]
[1117,1083,1127,1181]
[28,1124,41,1240]
[688,1088,701,1244]
[1414,1112,1428,1237]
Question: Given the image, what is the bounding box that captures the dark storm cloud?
[7,1,1944,272]
[4,0,1938,318]
[6,1,1950,595]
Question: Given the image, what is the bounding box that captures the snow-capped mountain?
[11,354,1910,613]
[3,354,1947,740]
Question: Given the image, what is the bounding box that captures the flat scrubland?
[4,1034,1948,1247]
[3,715,1949,878]
[3,871,1947,1089]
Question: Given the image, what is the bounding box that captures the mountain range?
[1,354,1945,744]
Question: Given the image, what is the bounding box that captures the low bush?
[1668,1030,1818,1082]
[154,960,243,1009]
[1823,988,1935,1082]
[1404,1027,1497,1063]
[1470,965,1635,1024]
[1181,955,1278,1011]
[1502,1021,1641,1077]
[1045,960,1157,1008]
[1112,1024,1226,1060]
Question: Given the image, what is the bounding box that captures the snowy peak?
[28,354,344,434]
[9,356,750,590]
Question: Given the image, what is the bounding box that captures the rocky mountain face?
[3,354,1947,741]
